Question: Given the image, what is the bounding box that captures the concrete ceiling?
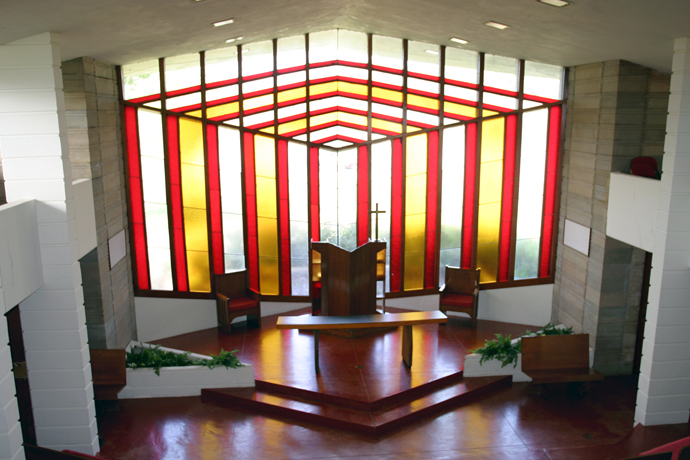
[1,0,689,73]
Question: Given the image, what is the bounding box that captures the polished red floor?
[96,308,689,460]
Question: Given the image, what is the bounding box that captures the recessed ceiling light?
[213,18,234,27]
[537,0,572,6]
[425,49,439,55]
[450,37,469,45]
[484,21,510,30]
[225,36,243,43]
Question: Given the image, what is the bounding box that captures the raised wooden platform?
[202,372,511,437]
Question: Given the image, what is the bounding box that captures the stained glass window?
[122,30,565,297]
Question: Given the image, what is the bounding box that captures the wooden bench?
[90,349,126,401]
[521,334,604,386]
[276,311,447,373]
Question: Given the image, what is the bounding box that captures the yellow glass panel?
[337,112,367,127]
[476,243,499,284]
[187,250,211,292]
[477,202,501,245]
[183,207,209,251]
[186,110,202,118]
[207,102,239,119]
[445,101,477,119]
[408,94,439,111]
[310,82,338,97]
[256,176,277,218]
[406,134,428,176]
[181,164,207,209]
[377,249,386,280]
[243,93,274,112]
[259,256,280,295]
[403,251,425,291]
[481,118,505,163]
[338,81,368,97]
[372,118,402,134]
[478,160,503,205]
[310,112,338,128]
[278,119,307,135]
[254,135,276,178]
[179,118,204,166]
[482,109,498,117]
[405,175,427,216]
[406,126,421,133]
[312,250,322,282]
[372,87,403,104]
[261,127,275,134]
[257,217,279,258]
[277,87,306,104]
[404,213,426,254]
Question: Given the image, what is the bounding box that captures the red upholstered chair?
[439,266,480,328]
[215,270,260,333]
[630,156,661,179]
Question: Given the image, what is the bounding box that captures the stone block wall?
[62,57,136,349]
[552,60,670,375]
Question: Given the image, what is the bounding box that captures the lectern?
[310,241,386,316]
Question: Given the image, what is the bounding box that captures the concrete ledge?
[119,341,255,399]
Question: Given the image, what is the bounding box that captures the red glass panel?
[390,138,403,292]
[309,146,320,241]
[125,107,149,290]
[243,132,260,291]
[540,106,562,277]
[206,124,224,275]
[167,116,188,291]
[425,130,439,289]
[357,145,370,246]
[499,115,517,282]
[461,123,478,269]
[278,140,291,296]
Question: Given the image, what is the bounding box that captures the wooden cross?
[370,203,386,241]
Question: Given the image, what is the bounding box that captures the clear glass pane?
[445,48,478,84]
[290,221,309,259]
[138,109,165,158]
[309,29,338,64]
[148,247,173,291]
[339,222,357,251]
[222,213,245,254]
[290,258,309,296]
[408,41,440,77]
[337,148,357,228]
[338,30,368,64]
[319,150,338,225]
[484,54,518,91]
[242,40,273,77]
[371,141,392,243]
[218,126,243,214]
[144,203,171,248]
[372,35,403,70]
[205,47,239,84]
[277,35,306,70]
[141,157,167,205]
[165,53,200,93]
[483,93,518,110]
[524,61,563,100]
[166,92,202,110]
[224,253,246,272]
[439,248,461,286]
[288,142,308,222]
[514,238,540,280]
[122,59,160,100]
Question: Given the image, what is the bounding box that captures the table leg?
[314,329,320,374]
[402,325,412,368]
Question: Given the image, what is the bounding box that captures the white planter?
[119,341,255,399]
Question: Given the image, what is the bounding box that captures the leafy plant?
[126,345,242,376]
[471,323,574,368]
[472,334,521,368]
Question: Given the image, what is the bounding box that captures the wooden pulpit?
[311,241,386,316]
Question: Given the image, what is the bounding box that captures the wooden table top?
[276,311,447,330]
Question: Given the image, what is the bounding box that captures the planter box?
[119,341,255,399]
[463,327,594,382]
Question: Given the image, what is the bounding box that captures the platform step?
[201,374,511,436]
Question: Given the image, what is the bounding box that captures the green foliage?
[126,345,242,376]
[471,323,574,368]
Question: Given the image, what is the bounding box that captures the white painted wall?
[72,179,97,260]
[0,200,42,314]
[607,172,660,253]
[135,296,310,343]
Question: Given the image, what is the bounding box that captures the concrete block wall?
[0,32,99,455]
[62,57,135,349]
[635,37,690,426]
[552,60,670,375]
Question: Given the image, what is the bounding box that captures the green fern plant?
[472,334,521,368]
[126,345,243,376]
